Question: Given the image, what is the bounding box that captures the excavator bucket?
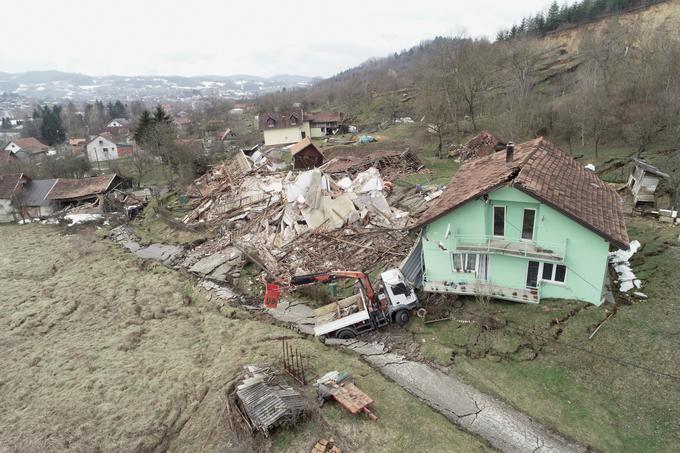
[263,283,281,309]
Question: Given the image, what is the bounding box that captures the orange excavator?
[264,268,421,339]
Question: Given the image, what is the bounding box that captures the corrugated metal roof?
[400,231,423,288]
[236,375,305,434]
[17,179,58,207]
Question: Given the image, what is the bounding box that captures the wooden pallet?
[325,381,377,420]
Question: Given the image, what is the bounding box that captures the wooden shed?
[291,138,324,170]
[628,158,669,207]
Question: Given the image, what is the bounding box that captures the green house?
[415,138,629,306]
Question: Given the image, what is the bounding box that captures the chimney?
[505,142,514,163]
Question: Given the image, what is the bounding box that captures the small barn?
[628,158,669,207]
[291,138,324,170]
[17,179,59,218]
[48,174,122,210]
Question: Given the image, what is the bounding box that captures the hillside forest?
[260,2,680,175]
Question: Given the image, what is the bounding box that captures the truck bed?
[313,293,368,336]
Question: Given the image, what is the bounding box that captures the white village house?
[258,110,343,146]
[86,133,133,163]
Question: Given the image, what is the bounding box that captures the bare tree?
[416,83,450,159]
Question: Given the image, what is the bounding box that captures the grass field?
[0,224,489,452]
[408,216,680,452]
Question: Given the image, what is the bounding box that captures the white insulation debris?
[609,239,641,292]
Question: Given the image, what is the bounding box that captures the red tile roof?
[9,137,49,153]
[416,138,629,248]
[258,110,304,130]
[48,174,120,201]
[305,112,342,123]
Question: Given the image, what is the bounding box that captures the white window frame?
[526,261,567,288]
[451,253,481,274]
[492,205,506,237]
[521,208,536,241]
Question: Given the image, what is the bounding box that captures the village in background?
[3,1,680,452]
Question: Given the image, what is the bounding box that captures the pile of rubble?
[182,163,433,274]
[175,143,443,279]
[449,131,505,161]
[234,365,307,436]
[320,148,425,181]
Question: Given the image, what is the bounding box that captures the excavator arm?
[264,270,376,309]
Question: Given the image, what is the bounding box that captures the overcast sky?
[2,0,554,78]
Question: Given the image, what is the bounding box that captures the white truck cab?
[380,268,419,309]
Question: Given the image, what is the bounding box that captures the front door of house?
[526,261,539,288]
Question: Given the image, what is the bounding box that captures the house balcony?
[453,235,566,262]
[424,280,540,304]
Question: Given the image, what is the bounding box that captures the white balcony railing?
[454,235,566,261]
[424,279,540,304]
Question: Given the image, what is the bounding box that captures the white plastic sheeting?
[64,213,104,226]
[609,239,641,292]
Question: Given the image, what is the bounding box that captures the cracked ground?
[0,225,490,452]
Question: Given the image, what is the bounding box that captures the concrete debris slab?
[134,244,184,266]
[352,168,383,193]
[189,253,230,275]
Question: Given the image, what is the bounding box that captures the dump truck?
[264,268,420,339]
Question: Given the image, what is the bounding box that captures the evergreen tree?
[34,105,66,145]
[546,1,561,31]
[133,110,153,143]
[152,105,171,124]
[0,117,12,130]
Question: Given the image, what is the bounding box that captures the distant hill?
[293,0,680,125]
[0,71,318,102]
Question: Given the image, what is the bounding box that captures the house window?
[542,263,554,281]
[522,208,536,240]
[266,118,276,128]
[290,115,297,125]
[493,206,505,236]
[527,260,567,288]
[103,147,108,153]
[452,253,484,275]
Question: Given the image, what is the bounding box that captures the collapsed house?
[181,147,436,277]
[48,174,123,211]
[450,131,505,161]
[320,148,425,182]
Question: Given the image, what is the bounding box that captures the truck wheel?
[337,329,356,339]
[395,310,410,326]
[452,297,464,309]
